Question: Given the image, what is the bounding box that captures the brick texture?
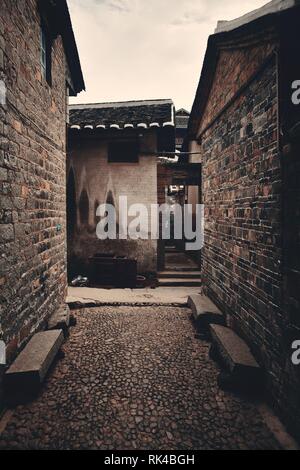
[0,0,68,360]
[200,42,276,133]
[196,42,300,439]
[201,58,280,350]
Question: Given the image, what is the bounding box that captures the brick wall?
[201,55,281,369]
[0,0,68,362]
[279,13,300,438]
[196,37,300,438]
[280,138,300,439]
[200,41,276,132]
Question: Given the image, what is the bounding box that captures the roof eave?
[59,0,85,95]
[38,0,85,95]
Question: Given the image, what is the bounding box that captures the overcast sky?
[68,0,268,111]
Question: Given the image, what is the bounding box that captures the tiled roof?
[176,108,190,116]
[215,0,298,34]
[176,116,189,129]
[175,109,190,129]
[69,99,174,130]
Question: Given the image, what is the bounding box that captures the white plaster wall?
[68,131,158,272]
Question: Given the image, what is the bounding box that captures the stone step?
[158,271,201,279]
[47,305,70,338]
[164,266,200,272]
[158,278,202,287]
[209,324,263,392]
[187,294,225,330]
[165,247,181,253]
[4,330,64,403]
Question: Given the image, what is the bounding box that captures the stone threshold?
[67,300,188,309]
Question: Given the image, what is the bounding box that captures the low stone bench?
[187,294,225,332]
[4,330,64,403]
[47,305,71,337]
[209,324,263,393]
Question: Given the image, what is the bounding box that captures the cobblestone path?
[0,306,281,450]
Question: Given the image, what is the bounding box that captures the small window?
[108,141,139,163]
[40,24,52,85]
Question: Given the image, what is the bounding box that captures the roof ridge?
[215,0,299,34]
[69,99,173,109]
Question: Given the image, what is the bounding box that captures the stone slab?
[158,271,201,279]
[187,294,225,327]
[47,305,70,337]
[4,330,64,399]
[67,286,202,306]
[210,324,260,376]
[158,278,202,287]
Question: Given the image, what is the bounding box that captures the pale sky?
[68,0,268,111]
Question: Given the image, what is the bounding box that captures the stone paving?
[0,306,281,450]
[67,286,202,307]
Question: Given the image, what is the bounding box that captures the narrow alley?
[0,305,282,450]
[1,0,300,454]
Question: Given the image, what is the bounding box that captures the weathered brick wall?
[280,139,300,439]
[0,0,68,362]
[202,55,281,359]
[278,13,300,439]
[199,55,287,413]
[200,41,276,132]
[197,37,300,438]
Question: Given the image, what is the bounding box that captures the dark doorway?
[157,163,202,272]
